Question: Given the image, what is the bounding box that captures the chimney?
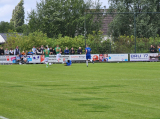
[103,6,106,15]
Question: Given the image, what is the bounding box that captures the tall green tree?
[0,21,14,33]
[27,0,102,38]
[10,0,25,28]
[108,0,160,39]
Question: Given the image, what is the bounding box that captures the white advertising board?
[0,54,130,64]
[27,55,41,63]
[0,55,16,63]
[0,55,8,63]
[70,54,99,61]
[48,55,71,63]
[70,55,85,60]
[91,54,99,61]
[108,54,128,61]
[130,53,159,61]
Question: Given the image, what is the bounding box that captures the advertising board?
[48,55,71,63]
[91,54,99,61]
[99,54,128,62]
[0,55,16,63]
[99,54,108,62]
[70,55,85,60]
[1,53,158,64]
[130,53,159,61]
[9,56,16,63]
[108,54,128,62]
[27,55,41,63]
[70,54,99,61]
[0,56,7,63]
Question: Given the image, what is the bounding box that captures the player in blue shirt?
[64,60,72,66]
[158,45,160,53]
[85,45,94,67]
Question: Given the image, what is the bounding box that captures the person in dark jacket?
[41,45,44,54]
[36,47,43,55]
[0,47,4,55]
[14,46,20,55]
[52,49,56,55]
[150,45,154,53]
[9,48,14,55]
[77,47,82,54]
[41,45,44,51]
[153,46,157,53]
[49,47,54,55]
[49,47,56,55]
[64,47,69,55]
[70,47,75,55]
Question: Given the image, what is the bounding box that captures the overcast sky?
[0,0,109,23]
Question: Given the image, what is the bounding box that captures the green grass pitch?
[0,62,160,119]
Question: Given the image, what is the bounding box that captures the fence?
[84,11,160,54]
[0,53,159,64]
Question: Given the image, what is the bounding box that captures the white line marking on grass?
[0,80,99,83]
[0,116,9,119]
[20,80,99,82]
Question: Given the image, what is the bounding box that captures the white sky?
[0,0,109,23]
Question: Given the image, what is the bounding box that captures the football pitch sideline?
[0,62,160,119]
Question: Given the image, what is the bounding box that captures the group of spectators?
[0,45,83,63]
[63,47,83,55]
[0,47,14,55]
[150,45,160,53]
[1,44,160,56]
[0,45,83,56]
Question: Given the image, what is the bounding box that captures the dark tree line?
[108,0,160,38]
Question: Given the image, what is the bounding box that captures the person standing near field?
[55,45,61,62]
[43,47,50,68]
[158,45,160,53]
[85,45,94,67]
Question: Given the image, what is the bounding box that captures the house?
[101,9,114,36]
[101,10,114,41]
[87,9,114,40]
[99,9,115,41]
[0,33,22,44]
[0,33,7,44]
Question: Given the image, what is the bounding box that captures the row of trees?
[3,31,109,54]
[3,31,160,53]
[0,21,14,33]
[28,0,102,37]
[0,21,27,33]
[0,0,24,33]
[1,0,160,39]
[108,0,160,38]
[1,0,160,54]
[112,35,160,53]
[0,0,103,38]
